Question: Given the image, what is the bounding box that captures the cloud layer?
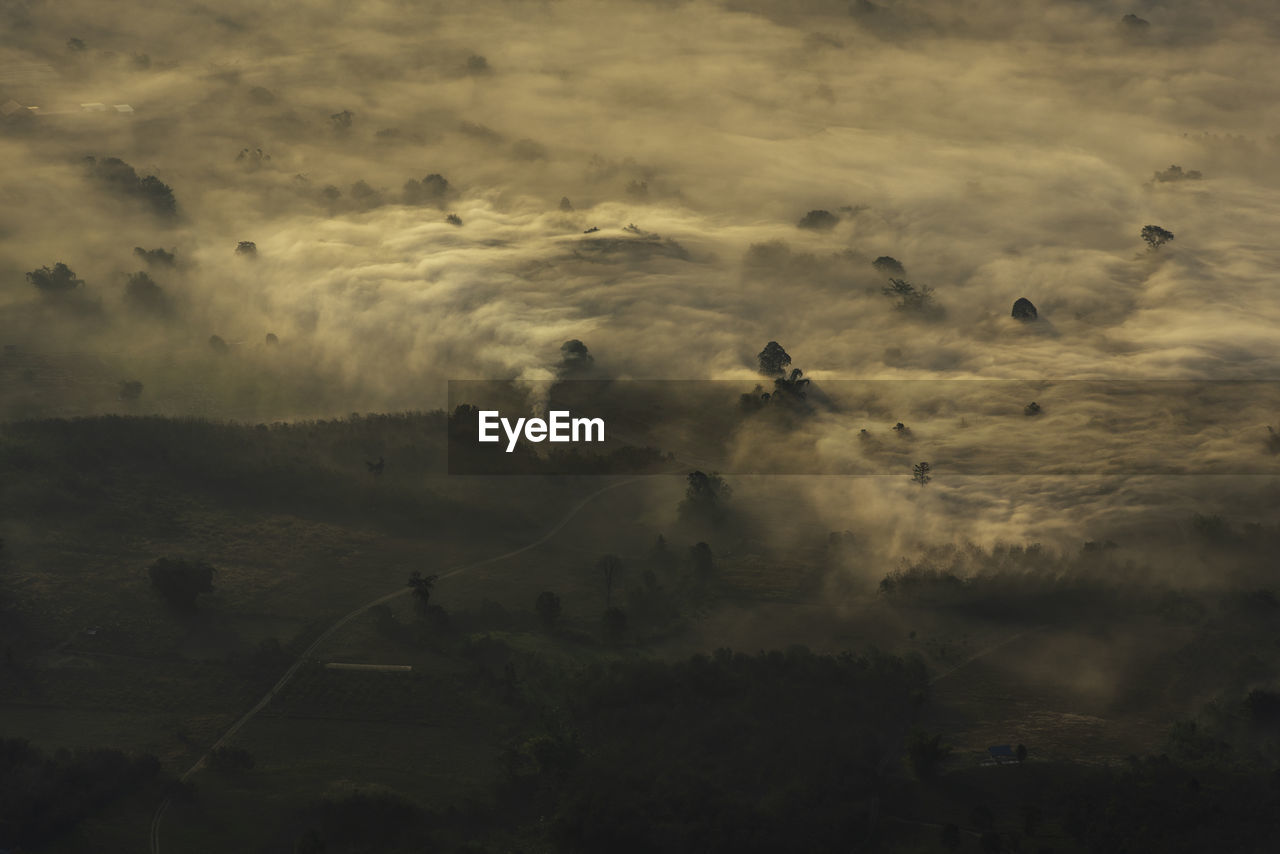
[2,0,1279,553]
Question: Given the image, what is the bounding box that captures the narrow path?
[928,626,1045,686]
[150,477,641,854]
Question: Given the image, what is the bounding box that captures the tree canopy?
[757,341,792,376]
[1141,224,1175,249]
[85,156,177,217]
[26,262,83,294]
[797,209,839,230]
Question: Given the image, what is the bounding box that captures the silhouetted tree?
[330,109,353,130]
[465,54,491,74]
[403,173,452,206]
[149,557,215,610]
[882,278,936,312]
[1141,224,1174,250]
[1154,164,1201,182]
[1011,296,1038,321]
[118,379,143,400]
[556,339,595,378]
[536,591,562,629]
[872,255,905,275]
[406,572,434,600]
[757,341,792,376]
[26,262,83,294]
[773,367,810,402]
[559,196,573,211]
[133,246,176,267]
[907,730,951,781]
[596,554,622,608]
[125,271,169,314]
[1024,401,1042,416]
[797,209,839,230]
[679,471,731,524]
[446,213,463,226]
[407,571,437,613]
[85,156,176,216]
[235,240,257,256]
[208,335,229,355]
[1120,13,1151,39]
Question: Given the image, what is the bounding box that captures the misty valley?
[3,1,1280,853]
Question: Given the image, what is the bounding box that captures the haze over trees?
[3,1,1280,851]
[124,271,169,314]
[882,278,937,314]
[403,173,453,206]
[1154,164,1202,182]
[558,338,594,376]
[872,255,905,275]
[1142,224,1175,249]
[679,470,731,525]
[757,341,791,376]
[84,156,177,217]
[796,208,839,230]
[133,247,176,267]
[25,262,83,294]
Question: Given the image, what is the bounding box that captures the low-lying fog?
[2,0,1278,552]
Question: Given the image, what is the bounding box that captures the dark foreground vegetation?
[2,416,1280,852]
[0,738,165,849]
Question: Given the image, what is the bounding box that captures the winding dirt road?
[149,477,641,854]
